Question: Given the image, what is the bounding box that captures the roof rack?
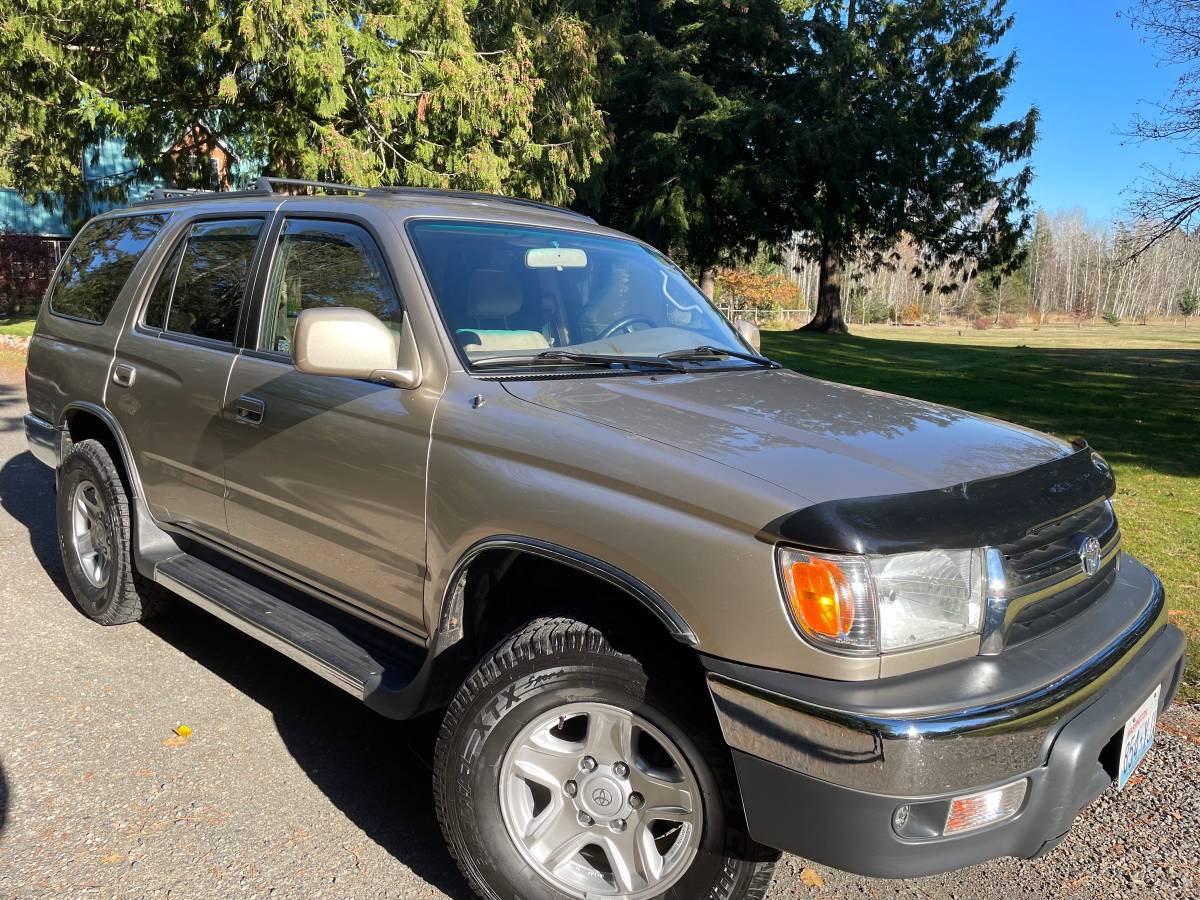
[253,176,369,195]
[367,185,594,222]
[135,185,272,206]
[135,177,362,207]
[144,187,211,201]
[135,178,593,222]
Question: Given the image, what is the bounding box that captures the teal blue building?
[0,138,165,237]
[1,130,255,237]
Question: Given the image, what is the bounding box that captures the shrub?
[0,233,63,316]
[715,268,802,313]
[1103,311,1121,327]
[998,314,1020,329]
[972,316,992,330]
[859,295,892,324]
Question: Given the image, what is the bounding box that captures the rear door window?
[145,219,263,343]
[49,214,167,323]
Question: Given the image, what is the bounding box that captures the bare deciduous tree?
[776,209,1200,325]
[1125,1,1200,256]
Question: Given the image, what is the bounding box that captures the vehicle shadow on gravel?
[0,450,72,603]
[0,762,8,836]
[142,606,475,899]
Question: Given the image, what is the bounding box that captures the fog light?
[892,804,910,830]
[944,779,1027,835]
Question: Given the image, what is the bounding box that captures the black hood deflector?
[761,443,1116,555]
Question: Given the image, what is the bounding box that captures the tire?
[434,616,778,900]
[56,438,168,625]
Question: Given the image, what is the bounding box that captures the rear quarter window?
[49,214,167,324]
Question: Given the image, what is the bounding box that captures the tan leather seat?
[457,269,549,352]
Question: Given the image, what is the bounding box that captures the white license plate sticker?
[1117,685,1161,790]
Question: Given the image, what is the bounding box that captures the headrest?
[468,269,523,318]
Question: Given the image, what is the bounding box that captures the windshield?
[407,220,750,370]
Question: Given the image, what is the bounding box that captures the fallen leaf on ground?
[800,867,824,888]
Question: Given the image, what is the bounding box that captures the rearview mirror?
[293,307,423,389]
[734,318,761,352]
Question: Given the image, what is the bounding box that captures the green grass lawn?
[762,323,1199,698]
[0,315,36,337]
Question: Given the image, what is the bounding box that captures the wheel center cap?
[578,774,624,819]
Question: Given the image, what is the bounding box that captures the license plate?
[1117,685,1161,790]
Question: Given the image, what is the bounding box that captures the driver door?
[221,212,432,631]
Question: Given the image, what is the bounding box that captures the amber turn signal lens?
[787,557,855,637]
[943,779,1027,835]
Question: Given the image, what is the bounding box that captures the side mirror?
[293,307,423,389]
[734,318,761,352]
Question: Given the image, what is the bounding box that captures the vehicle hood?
[501,368,1072,505]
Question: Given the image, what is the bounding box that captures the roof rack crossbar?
[145,187,212,201]
[254,176,369,195]
[135,185,273,206]
[366,186,594,222]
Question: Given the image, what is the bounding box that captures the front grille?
[998,499,1120,646]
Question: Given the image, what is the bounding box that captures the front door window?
[260,219,402,356]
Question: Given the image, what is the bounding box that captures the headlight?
[777,546,984,653]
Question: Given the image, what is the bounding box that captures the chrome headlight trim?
[777,545,986,655]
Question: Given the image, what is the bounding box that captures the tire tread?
[59,439,168,625]
[434,615,777,900]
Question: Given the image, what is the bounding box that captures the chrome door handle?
[112,364,136,388]
[233,395,265,425]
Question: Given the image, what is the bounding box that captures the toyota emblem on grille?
[591,788,613,808]
[1079,536,1102,577]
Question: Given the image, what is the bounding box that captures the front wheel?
[433,617,777,900]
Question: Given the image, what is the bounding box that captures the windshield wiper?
[473,349,686,372]
[658,345,780,368]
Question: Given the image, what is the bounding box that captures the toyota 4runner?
[23,178,1186,900]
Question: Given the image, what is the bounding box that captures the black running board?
[154,553,428,710]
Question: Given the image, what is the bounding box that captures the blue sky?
[999,0,1187,224]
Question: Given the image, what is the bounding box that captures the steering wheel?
[599,315,656,339]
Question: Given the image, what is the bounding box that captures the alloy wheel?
[498,701,702,898]
[70,479,112,589]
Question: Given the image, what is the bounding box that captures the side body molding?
[436,535,699,650]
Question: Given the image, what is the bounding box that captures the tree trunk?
[801,239,848,333]
[699,267,716,299]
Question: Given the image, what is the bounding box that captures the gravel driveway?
[0,362,1195,899]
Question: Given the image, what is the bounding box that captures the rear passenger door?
[109,216,267,539]
[221,213,431,632]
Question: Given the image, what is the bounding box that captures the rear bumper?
[705,568,1187,877]
[24,413,59,468]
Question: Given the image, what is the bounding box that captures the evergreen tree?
[1180,287,1199,326]
[575,0,791,295]
[780,0,1037,332]
[0,1,605,206]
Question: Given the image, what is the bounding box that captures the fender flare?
[59,401,147,499]
[436,535,699,650]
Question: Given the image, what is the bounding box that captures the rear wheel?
[56,439,167,625]
[434,616,778,900]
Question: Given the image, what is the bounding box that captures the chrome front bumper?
[706,560,1180,797]
[24,413,59,468]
